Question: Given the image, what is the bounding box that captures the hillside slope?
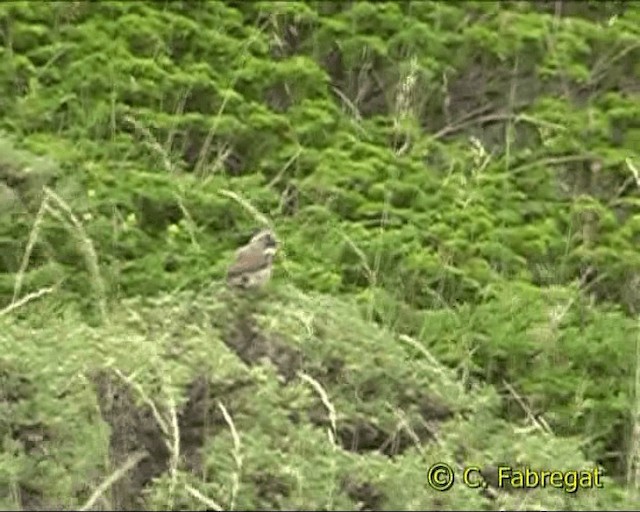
[0,285,632,509]
[1,0,640,509]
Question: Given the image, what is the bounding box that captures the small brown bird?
[226,228,278,289]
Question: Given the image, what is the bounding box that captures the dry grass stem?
[298,371,338,447]
[218,401,243,510]
[79,451,148,511]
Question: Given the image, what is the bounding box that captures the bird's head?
[250,228,278,253]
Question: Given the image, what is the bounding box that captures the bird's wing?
[227,248,271,277]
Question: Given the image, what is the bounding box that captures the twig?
[193,22,270,176]
[185,484,224,511]
[1,285,57,317]
[218,189,273,228]
[167,393,181,508]
[111,368,170,438]
[509,154,594,177]
[79,451,147,511]
[298,371,338,447]
[266,146,302,189]
[339,231,375,287]
[44,187,108,322]
[12,196,48,304]
[502,379,553,435]
[431,101,532,140]
[218,401,242,510]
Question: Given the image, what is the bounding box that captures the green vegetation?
[1,1,639,509]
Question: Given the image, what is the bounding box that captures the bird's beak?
[265,237,278,249]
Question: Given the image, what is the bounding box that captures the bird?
[226,228,278,289]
